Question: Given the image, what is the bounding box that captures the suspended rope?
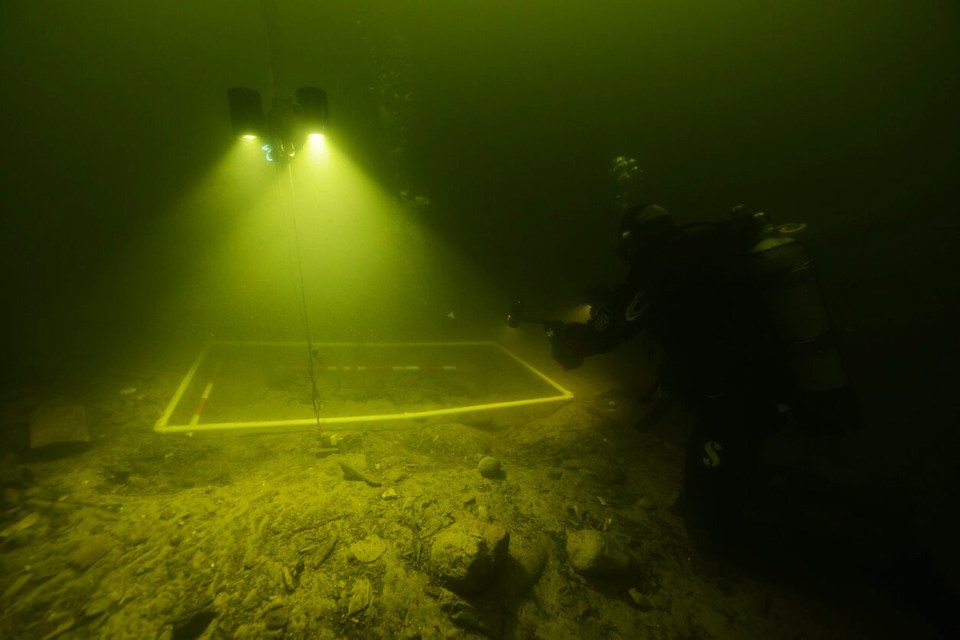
[258,0,322,429]
[279,161,323,429]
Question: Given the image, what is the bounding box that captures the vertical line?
[283,162,323,427]
[260,0,285,99]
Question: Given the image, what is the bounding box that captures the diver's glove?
[546,321,589,370]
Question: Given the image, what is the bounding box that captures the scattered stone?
[29,403,90,448]
[100,610,152,638]
[338,461,382,487]
[429,518,509,595]
[477,456,503,479]
[350,535,387,563]
[381,488,398,500]
[0,512,40,539]
[565,529,630,578]
[315,533,339,568]
[233,623,258,640]
[426,586,498,635]
[115,410,137,426]
[172,610,218,639]
[153,589,177,616]
[1,573,31,600]
[67,535,113,571]
[42,617,75,638]
[382,468,408,484]
[501,536,550,600]
[629,588,654,610]
[346,579,373,617]
[575,600,592,619]
[83,594,114,618]
[264,605,289,630]
[189,549,210,572]
[103,467,131,485]
[282,566,296,592]
[317,433,341,448]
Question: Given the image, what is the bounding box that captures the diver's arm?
[548,287,650,370]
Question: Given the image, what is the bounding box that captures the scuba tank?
[742,209,858,432]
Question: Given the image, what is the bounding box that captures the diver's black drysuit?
[547,211,960,633]
[549,215,802,535]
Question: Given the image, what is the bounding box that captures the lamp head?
[227,87,266,139]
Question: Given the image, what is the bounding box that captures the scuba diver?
[542,203,859,535]
[532,203,960,638]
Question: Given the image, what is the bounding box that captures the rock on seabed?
[429,519,509,595]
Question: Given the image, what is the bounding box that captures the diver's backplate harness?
[737,207,852,415]
[633,206,853,433]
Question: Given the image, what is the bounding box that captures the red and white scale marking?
[189,382,214,425]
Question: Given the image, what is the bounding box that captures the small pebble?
[478,456,502,479]
[282,566,296,592]
[629,588,654,611]
[84,595,114,618]
[264,606,289,630]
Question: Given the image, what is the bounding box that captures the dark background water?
[2,0,959,589]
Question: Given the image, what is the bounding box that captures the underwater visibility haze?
[1,1,959,638]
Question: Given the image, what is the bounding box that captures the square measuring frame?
[155,341,573,434]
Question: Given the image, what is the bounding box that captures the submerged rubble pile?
[0,374,885,639]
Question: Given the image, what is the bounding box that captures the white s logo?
[702,441,722,467]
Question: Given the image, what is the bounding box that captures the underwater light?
[507,300,524,328]
[296,87,329,137]
[506,300,550,328]
[227,86,329,162]
[227,87,266,139]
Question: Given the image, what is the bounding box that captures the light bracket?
[227,86,329,162]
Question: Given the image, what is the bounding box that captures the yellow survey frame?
[154,341,573,434]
